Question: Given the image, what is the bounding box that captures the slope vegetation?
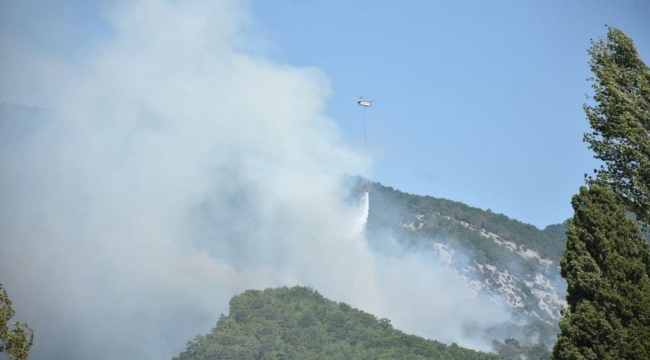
[173,286,504,360]
[367,182,566,264]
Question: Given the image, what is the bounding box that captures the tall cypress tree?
[584,26,650,226]
[552,184,650,359]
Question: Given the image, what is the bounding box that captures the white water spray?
[352,191,370,237]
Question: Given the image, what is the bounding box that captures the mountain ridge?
[361,179,567,346]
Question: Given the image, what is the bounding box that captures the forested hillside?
[353,178,566,353]
[365,181,567,265]
[173,286,505,360]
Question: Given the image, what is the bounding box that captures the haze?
[1,0,512,359]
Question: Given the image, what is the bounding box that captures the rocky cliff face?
[400,212,566,323]
[363,180,567,344]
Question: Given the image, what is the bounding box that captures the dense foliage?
[174,286,505,360]
[584,27,650,226]
[0,283,34,360]
[552,185,650,359]
[492,338,550,360]
[553,28,650,359]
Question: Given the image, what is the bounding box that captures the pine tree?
[552,185,650,359]
[0,283,34,360]
[584,26,650,226]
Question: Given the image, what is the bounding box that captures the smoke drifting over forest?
[1,1,511,358]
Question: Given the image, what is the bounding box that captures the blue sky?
[249,0,650,228]
[2,0,649,228]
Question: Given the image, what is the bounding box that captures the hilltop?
[173,286,506,360]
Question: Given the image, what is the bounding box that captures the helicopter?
[355,96,374,107]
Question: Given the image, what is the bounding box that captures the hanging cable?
[364,106,368,182]
[354,96,373,193]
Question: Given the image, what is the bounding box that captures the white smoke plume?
[0,1,511,358]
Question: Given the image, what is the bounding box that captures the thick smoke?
[0,1,510,358]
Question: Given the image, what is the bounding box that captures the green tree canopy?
[0,283,34,360]
[174,286,505,360]
[552,185,650,359]
[584,26,650,226]
[492,338,550,360]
